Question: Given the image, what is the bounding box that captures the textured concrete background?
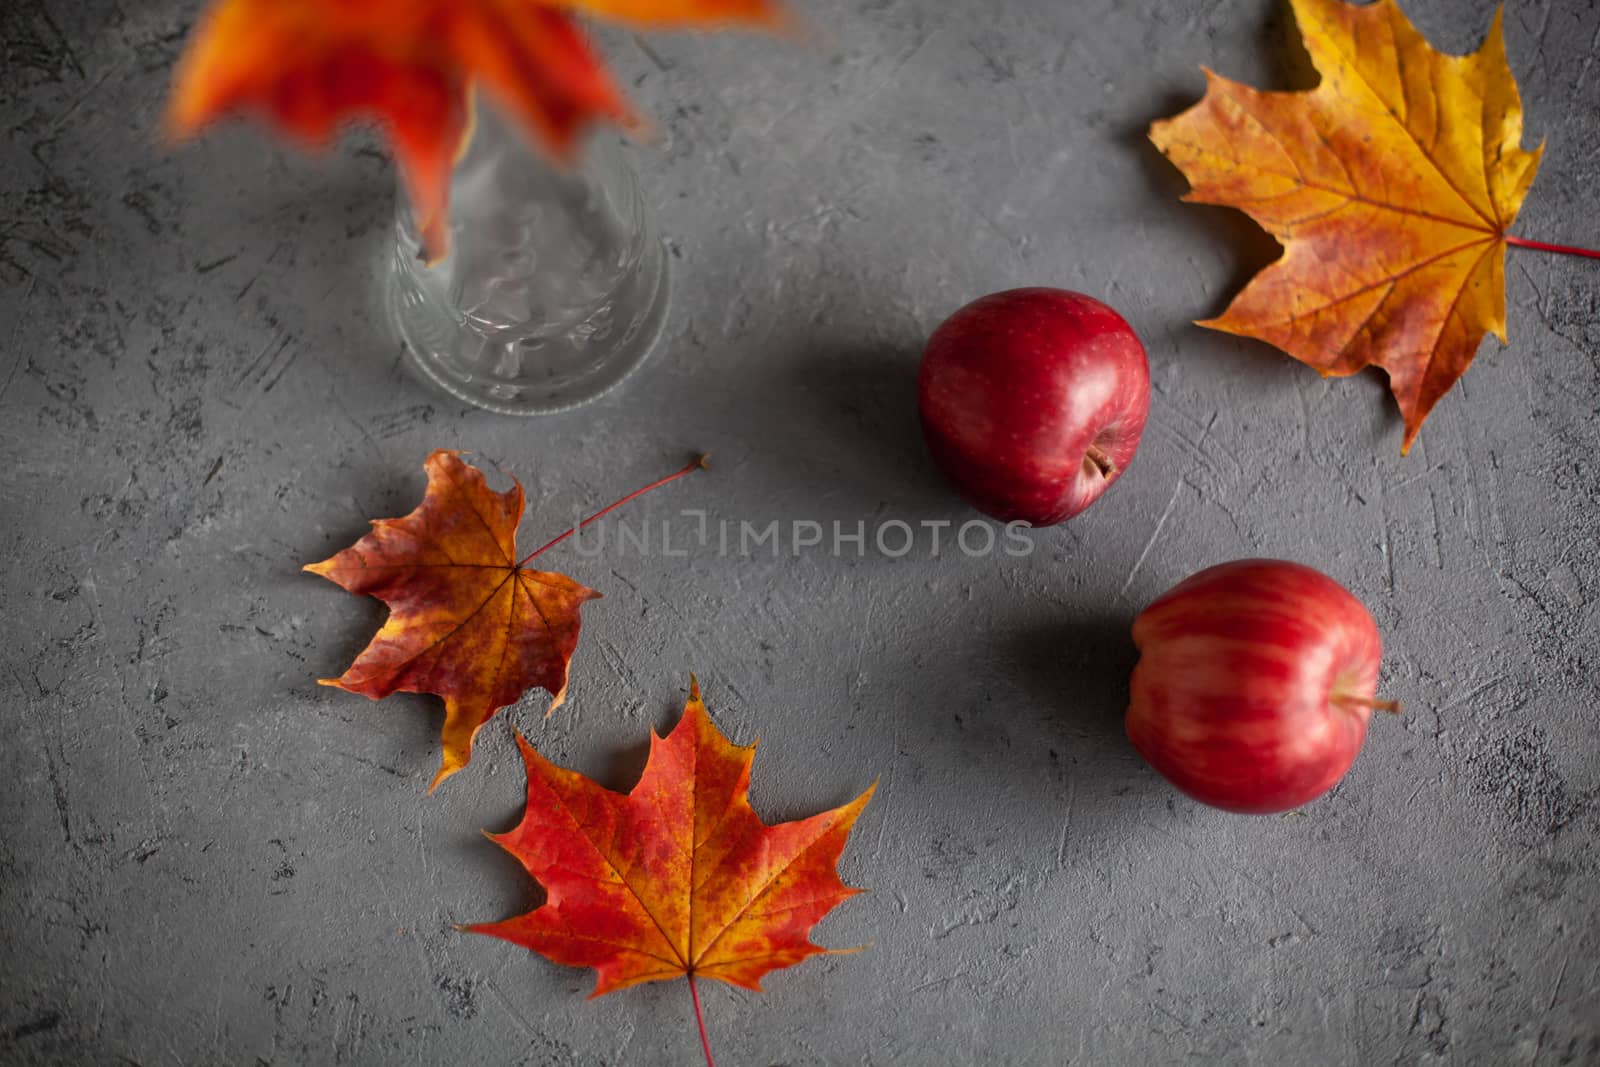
[4,0,1599,1063]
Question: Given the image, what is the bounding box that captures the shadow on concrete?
[1002,614,1139,751]
[774,337,967,509]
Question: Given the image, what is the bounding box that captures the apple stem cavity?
[1085,444,1116,478]
[1333,693,1402,715]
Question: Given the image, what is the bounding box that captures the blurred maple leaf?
[464,679,874,1064]
[1150,0,1546,452]
[306,449,702,789]
[168,0,782,261]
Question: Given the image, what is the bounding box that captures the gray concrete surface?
[4,0,1599,1063]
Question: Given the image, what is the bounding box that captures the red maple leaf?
[465,679,875,1064]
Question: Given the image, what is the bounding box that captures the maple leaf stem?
[1505,235,1600,261]
[1332,693,1402,715]
[518,455,708,566]
[688,974,716,1067]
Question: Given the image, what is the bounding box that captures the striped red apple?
[1126,559,1397,814]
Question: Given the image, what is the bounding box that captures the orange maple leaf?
[464,680,874,1030]
[1149,0,1542,453]
[167,0,783,261]
[306,449,701,790]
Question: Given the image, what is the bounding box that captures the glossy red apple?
[1126,559,1396,814]
[918,287,1150,526]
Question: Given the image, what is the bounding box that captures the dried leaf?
[1150,0,1541,452]
[466,679,875,997]
[168,0,782,261]
[306,450,599,790]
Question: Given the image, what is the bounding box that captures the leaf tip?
[161,103,200,147]
[1399,413,1428,455]
[839,781,877,823]
[429,759,463,793]
[1486,4,1506,43]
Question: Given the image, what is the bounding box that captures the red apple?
[1126,559,1396,814]
[918,288,1150,526]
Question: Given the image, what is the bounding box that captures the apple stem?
[1085,444,1116,478]
[518,454,708,566]
[1505,234,1600,261]
[1335,694,1402,715]
[688,974,716,1067]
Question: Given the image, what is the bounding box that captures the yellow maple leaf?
[1150,0,1542,453]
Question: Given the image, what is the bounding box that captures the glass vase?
[386,105,669,414]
